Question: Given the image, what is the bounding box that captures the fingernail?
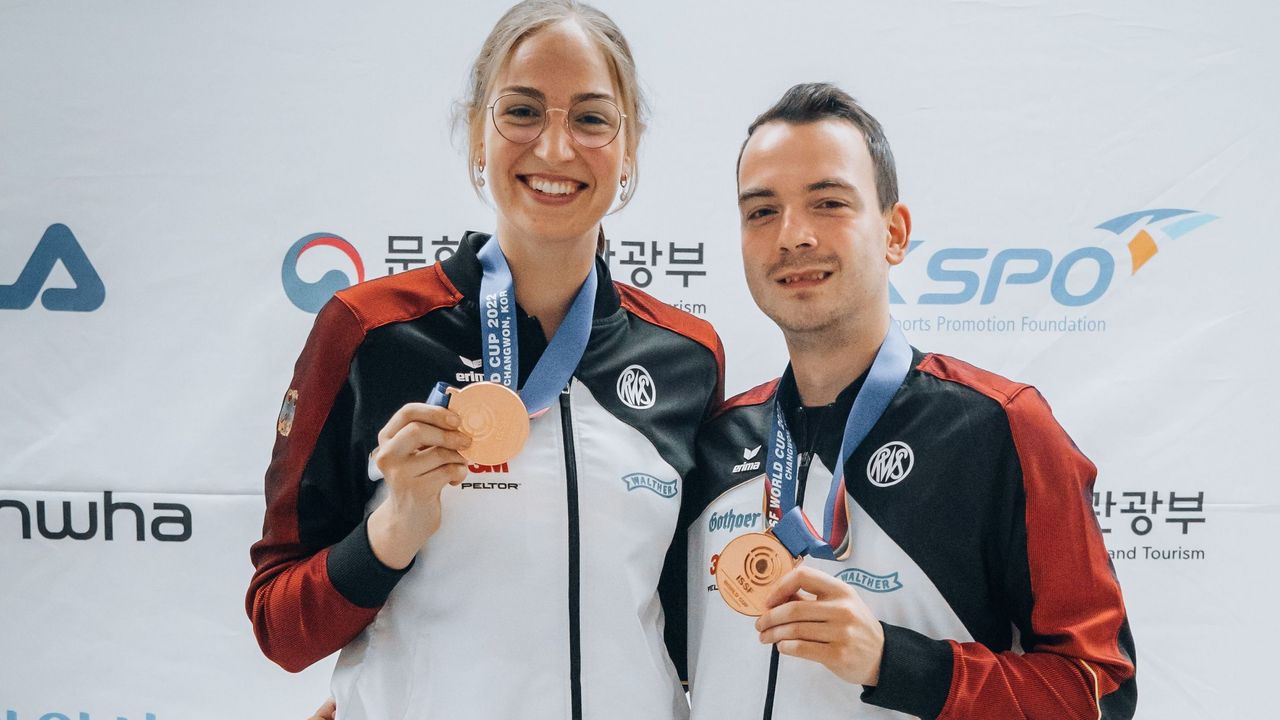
[446,412,461,428]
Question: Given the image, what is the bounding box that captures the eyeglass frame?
[485,92,628,149]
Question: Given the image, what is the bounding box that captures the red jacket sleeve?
[866,385,1135,719]
[246,297,409,672]
[946,385,1134,718]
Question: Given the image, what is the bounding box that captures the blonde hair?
[460,0,648,214]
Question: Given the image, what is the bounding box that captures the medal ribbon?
[473,236,597,415]
[766,322,912,561]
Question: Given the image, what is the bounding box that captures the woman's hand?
[306,699,335,720]
[366,403,472,569]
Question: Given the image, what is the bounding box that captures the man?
[680,83,1136,719]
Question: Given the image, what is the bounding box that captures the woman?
[247,2,722,719]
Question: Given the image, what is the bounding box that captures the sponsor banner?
[0,491,332,716]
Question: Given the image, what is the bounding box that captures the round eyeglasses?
[487,93,625,149]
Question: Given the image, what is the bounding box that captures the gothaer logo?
[837,568,903,593]
[622,473,677,498]
[616,364,656,410]
[282,232,366,313]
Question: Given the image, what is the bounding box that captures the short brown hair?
[739,83,899,212]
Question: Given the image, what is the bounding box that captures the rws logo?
[1,224,105,312]
[890,209,1217,307]
[616,365,656,410]
[282,233,366,313]
[836,568,903,593]
[866,441,913,487]
[0,492,191,542]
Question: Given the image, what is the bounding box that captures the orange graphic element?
[1127,229,1159,274]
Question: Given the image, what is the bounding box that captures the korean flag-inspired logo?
[616,364,656,410]
[866,441,913,487]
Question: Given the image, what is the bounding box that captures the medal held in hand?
[715,531,801,617]
[444,383,530,466]
[423,236,597,467]
[715,322,913,615]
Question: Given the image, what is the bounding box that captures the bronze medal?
[446,382,530,466]
[715,532,799,617]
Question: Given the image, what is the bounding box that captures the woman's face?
[482,20,628,247]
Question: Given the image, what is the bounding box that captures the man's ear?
[885,202,912,266]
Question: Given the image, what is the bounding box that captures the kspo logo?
[282,233,366,313]
[1,224,105,312]
[616,364,656,410]
[890,209,1217,307]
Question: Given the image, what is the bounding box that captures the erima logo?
[867,441,914,487]
[708,508,762,533]
[456,356,486,383]
[0,492,192,542]
[733,445,762,474]
[616,364,656,410]
[622,473,677,498]
[837,568,903,593]
[0,224,105,312]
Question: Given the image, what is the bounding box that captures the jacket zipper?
[762,407,816,720]
[560,383,583,720]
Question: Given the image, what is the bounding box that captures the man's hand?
[754,565,885,686]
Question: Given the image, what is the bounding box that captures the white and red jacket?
[248,233,723,720]
[680,352,1136,719]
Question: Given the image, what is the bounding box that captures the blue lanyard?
[473,236,598,415]
[767,322,912,561]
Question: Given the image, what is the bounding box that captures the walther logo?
[836,568,903,593]
[0,492,191,541]
[621,473,677,498]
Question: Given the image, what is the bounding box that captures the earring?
[476,161,486,188]
[618,174,632,202]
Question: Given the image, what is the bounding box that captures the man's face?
[737,119,908,340]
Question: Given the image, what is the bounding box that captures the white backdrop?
[2,1,1277,717]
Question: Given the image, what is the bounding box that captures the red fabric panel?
[246,266,463,671]
[617,282,726,411]
[918,353,1134,719]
